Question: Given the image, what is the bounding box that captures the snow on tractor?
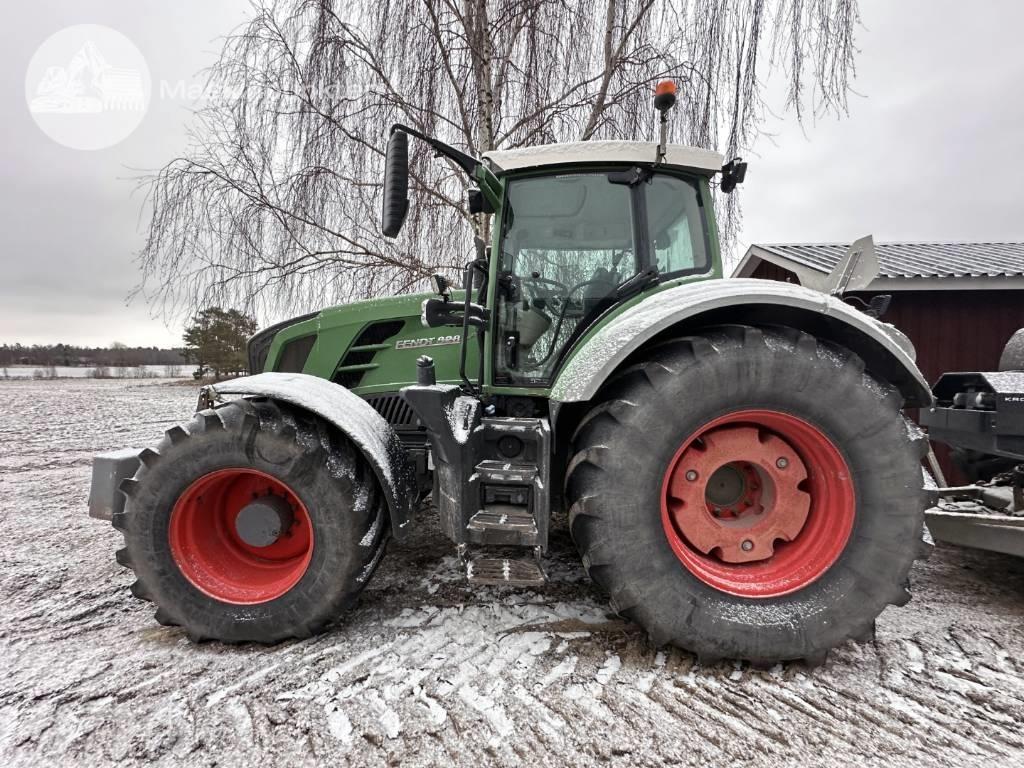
[89,82,933,664]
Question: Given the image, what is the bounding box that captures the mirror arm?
[390,123,479,176]
[465,305,489,326]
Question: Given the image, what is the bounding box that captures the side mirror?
[381,130,409,237]
[422,298,463,328]
[421,297,489,329]
[431,273,451,299]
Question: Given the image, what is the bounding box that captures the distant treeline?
[0,343,188,368]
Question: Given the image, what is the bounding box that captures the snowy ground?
[2,378,1024,767]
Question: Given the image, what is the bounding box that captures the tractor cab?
[421,146,730,393]
[486,147,720,387]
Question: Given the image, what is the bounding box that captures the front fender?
[551,278,932,407]
[210,373,418,540]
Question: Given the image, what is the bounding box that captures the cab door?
[491,169,711,388]
[491,171,640,387]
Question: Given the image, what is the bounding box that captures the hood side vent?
[332,320,405,389]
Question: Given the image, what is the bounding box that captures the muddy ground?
[1,378,1023,767]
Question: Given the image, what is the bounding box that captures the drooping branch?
[135,0,861,323]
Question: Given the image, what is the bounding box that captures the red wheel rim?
[661,410,855,598]
[168,468,313,605]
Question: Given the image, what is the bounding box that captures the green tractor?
[90,84,933,664]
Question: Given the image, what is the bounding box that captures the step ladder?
[461,418,550,586]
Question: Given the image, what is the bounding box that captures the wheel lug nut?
[776,457,789,469]
[741,539,754,552]
[685,470,698,482]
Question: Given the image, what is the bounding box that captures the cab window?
[646,174,709,276]
[494,173,636,385]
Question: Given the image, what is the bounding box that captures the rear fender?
[551,278,932,407]
[210,373,418,540]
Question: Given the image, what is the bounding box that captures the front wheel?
[113,397,388,643]
[566,325,930,664]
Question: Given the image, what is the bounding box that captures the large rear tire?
[113,397,388,643]
[566,325,930,664]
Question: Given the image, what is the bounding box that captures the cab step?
[466,504,538,546]
[474,460,539,485]
[466,555,546,587]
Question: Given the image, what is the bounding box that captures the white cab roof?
[483,140,724,176]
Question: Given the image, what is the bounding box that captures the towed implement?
[89,82,933,664]
[922,328,1024,556]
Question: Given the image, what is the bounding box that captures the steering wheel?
[520,274,569,308]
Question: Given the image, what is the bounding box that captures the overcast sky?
[2,2,1023,348]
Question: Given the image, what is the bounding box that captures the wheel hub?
[660,410,856,598]
[705,464,747,508]
[234,495,295,548]
[666,424,810,563]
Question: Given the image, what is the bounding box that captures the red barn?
[734,242,1024,481]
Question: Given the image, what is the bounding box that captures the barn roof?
[734,241,1024,291]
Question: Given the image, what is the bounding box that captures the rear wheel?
[567,325,930,664]
[114,397,388,643]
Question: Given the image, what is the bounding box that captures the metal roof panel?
[753,242,1024,279]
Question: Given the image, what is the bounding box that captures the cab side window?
[646,175,708,276]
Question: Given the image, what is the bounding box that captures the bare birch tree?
[136,0,860,322]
